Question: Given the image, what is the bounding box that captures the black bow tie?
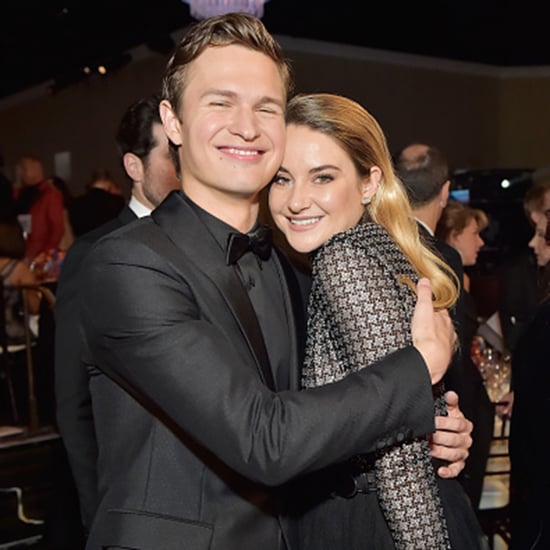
[225,225,273,265]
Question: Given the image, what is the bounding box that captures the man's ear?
[160,100,183,146]
[440,179,451,208]
[122,152,143,182]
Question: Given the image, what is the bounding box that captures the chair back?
[0,281,45,430]
[478,409,512,549]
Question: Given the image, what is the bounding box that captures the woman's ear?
[361,166,382,203]
[159,100,183,146]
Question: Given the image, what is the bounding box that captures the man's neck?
[413,203,440,235]
[183,187,261,233]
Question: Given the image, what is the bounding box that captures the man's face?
[162,44,286,227]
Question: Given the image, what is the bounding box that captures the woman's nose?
[287,184,311,212]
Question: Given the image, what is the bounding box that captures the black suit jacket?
[76,191,436,550]
[417,222,493,508]
[509,300,550,547]
[55,205,137,530]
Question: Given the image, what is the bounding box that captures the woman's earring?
[362,196,371,205]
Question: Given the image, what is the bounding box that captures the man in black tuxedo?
[394,144,464,328]
[76,15,472,550]
[54,94,180,541]
[395,143,494,510]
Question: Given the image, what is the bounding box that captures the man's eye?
[272,174,290,186]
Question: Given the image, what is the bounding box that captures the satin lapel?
[152,192,276,391]
[273,248,308,390]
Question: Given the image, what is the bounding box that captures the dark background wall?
[0,36,548,197]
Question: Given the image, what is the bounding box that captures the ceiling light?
[182,0,269,20]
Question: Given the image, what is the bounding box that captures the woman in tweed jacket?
[269,93,485,549]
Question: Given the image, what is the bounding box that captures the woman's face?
[528,211,550,266]
[448,217,485,266]
[268,124,373,254]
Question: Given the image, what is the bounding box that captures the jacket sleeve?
[80,231,435,487]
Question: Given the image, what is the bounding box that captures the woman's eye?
[315,174,334,184]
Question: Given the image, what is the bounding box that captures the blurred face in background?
[528,211,550,266]
[18,157,44,187]
[448,216,485,266]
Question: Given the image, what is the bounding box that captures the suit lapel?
[152,192,276,391]
[117,205,138,225]
[273,249,307,390]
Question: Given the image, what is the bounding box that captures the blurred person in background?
[54,93,180,547]
[436,201,489,351]
[13,155,64,263]
[508,207,550,549]
[68,169,126,238]
[86,169,124,196]
[50,175,75,251]
[497,175,550,420]
[435,201,494,512]
[499,172,550,355]
[396,144,494,511]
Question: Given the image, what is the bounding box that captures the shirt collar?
[181,192,254,254]
[128,195,152,218]
[416,217,435,237]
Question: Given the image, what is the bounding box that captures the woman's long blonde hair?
[286,93,458,309]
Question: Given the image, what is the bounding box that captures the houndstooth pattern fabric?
[303,222,451,550]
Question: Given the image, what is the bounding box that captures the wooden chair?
[0,279,28,425]
[0,282,56,431]
[478,411,512,549]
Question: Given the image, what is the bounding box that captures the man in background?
[68,169,126,238]
[395,142,493,510]
[53,93,180,547]
[14,155,64,262]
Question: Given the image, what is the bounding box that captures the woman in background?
[435,201,494,514]
[508,209,550,549]
[435,200,487,310]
